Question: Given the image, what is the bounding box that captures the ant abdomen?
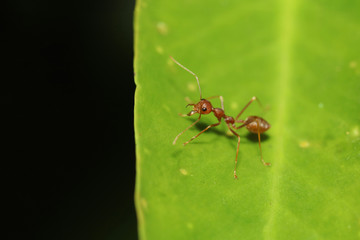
[245,116,271,134]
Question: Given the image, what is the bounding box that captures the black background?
[4,0,137,239]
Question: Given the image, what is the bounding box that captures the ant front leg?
[183,121,221,146]
[178,108,195,117]
[173,113,201,145]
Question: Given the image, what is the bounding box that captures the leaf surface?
[134,1,360,239]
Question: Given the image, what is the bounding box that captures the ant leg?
[206,95,224,110]
[178,106,196,117]
[256,119,271,166]
[227,125,241,179]
[173,114,201,145]
[235,119,245,123]
[233,121,250,130]
[235,96,263,120]
[234,119,271,166]
[183,121,221,146]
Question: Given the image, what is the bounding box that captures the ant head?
[189,99,213,115]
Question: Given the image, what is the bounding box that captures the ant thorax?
[212,107,225,121]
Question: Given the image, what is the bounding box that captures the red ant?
[170,56,271,179]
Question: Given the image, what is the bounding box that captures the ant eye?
[202,107,207,112]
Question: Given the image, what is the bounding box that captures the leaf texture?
[134,1,360,239]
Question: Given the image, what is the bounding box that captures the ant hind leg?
[227,125,241,179]
[256,119,271,166]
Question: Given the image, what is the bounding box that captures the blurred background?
[3,0,137,239]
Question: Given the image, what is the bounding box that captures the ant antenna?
[170,56,202,99]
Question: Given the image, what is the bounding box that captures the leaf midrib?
[263,0,297,238]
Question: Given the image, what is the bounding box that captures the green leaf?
[134,0,360,239]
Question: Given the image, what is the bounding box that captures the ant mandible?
[170,56,271,179]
